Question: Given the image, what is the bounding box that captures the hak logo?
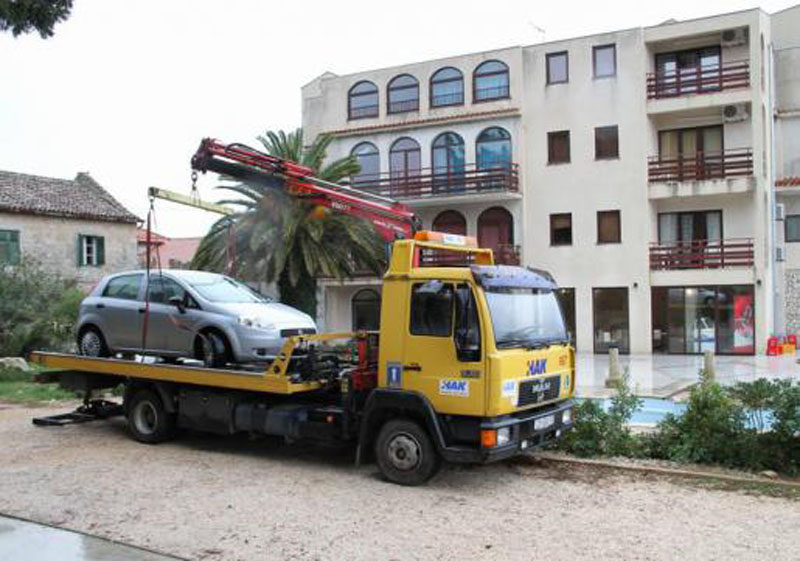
[528,359,547,376]
[439,379,469,397]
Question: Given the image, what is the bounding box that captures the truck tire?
[375,418,441,486]
[126,388,176,444]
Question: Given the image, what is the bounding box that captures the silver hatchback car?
[76,270,317,367]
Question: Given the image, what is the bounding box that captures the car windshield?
[485,287,567,348]
[187,276,270,304]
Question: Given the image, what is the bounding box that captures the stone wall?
[0,212,138,290]
[784,270,800,335]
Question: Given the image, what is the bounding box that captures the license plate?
[534,414,555,431]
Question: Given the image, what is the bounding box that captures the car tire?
[375,418,441,486]
[197,331,230,369]
[78,327,110,358]
[126,388,176,444]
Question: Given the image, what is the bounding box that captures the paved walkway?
[576,352,800,398]
[0,516,181,561]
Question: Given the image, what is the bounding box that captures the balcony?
[646,60,750,100]
[352,163,519,202]
[648,149,754,199]
[649,238,754,271]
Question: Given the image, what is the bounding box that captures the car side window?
[102,274,143,300]
[147,276,186,305]
[410,281,454,337]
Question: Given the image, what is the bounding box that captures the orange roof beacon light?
[414,230,478,248]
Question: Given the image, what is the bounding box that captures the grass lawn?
[0,366,76,405]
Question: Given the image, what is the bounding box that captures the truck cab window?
[410,281,453,337]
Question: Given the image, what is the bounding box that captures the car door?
[98,273,144,351]
[399,280,485,417]
[160,276,203,355]
[142,274,173,353]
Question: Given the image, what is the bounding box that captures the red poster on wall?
[733,294,754,353]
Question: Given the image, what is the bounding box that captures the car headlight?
[561,408,572,425]
[496,427,511,446]
[237,316,276,331]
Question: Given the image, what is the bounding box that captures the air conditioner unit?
[723,103,749,123]
[776,203,786,221]
[721,28,747,47]
[776,246,786,262]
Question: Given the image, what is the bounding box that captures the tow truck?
[30,139,575,486]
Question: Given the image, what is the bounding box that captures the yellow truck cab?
[31,232,574,486]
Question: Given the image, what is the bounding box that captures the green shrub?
[559,370,643,458]
[0,261,83,356]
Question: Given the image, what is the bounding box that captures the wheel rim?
[80,331,102,357]
[132,401,158,436]
[386,432,422,472]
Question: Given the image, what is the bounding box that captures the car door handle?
[138,308,147,314]
[403,363,422,371]
[95,303,105,309]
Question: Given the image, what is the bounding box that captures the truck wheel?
[78,327,110,358]
[375,419,441,486]
[126,389,176,444]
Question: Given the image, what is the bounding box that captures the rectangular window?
[548,130,570,164]
[595,125,619,159]
[78,235,105,267]
[0,229,21,265]
[546,51,568,84]
[409,281,454,337]
[597,210,621,244]
[593,287,629,354]
[786,215,800,242]
[550,213,572,246]
[593,44,616,78]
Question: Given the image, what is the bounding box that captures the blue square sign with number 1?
[387,362,403,387]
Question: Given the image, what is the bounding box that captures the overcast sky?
[1,0,796,237]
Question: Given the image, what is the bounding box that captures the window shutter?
[97,237,105,266]
[76,235,84,267]
[10,231,20,265]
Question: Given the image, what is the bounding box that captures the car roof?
[105,269,227,283]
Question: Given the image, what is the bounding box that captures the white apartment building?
[301,5,800,356]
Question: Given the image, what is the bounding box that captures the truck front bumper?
[439,400,574,464]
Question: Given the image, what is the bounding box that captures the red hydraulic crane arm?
[190,138,421,241]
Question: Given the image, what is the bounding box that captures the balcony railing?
[349,104,379,120]
[388,99,419,114]
[351,163,519,200]
[493,244,521,265]
[431,92,464,107]
[646,60,750,100]
[474,85,510,101]
[649,238,754,270]
[648,148,753,183]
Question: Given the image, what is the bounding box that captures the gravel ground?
[1,401,799,561]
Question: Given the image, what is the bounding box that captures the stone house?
[0,170,139,289]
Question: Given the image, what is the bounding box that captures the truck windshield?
[485,287,567,349]
[188,277,270,304]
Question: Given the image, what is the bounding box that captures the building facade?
[302,5,800,355]
[0,171,139,289]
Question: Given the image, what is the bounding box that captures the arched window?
[478,207,514,261]
[476,127,512,170]
[348,81,379,120]
[387,74,419,114]
[390,137,421,197]
[473,60,510,102]
[430,67,464,107]
[432,210,467,235]
[432,132,465,193]
[352,289,381,331]
[351,142,379,185]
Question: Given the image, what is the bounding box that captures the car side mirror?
[168,296,186,314]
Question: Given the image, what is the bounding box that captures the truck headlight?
[237,316,276,331]
[496,427,511,446]
[561,409,572,425]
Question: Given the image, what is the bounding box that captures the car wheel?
[197,331,230,369]
[375,418,441,486]
[126,388,176,444]
[78,327,110,358]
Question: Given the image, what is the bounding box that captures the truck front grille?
[517,376,560,407]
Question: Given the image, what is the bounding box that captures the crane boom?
[190,138,421,241]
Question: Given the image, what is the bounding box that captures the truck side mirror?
[454,287,480,362]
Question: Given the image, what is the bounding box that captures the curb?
[534,452,800,489]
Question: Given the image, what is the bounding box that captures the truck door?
[398,280,485,416]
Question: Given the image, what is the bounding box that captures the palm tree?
[192,129,386,316]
